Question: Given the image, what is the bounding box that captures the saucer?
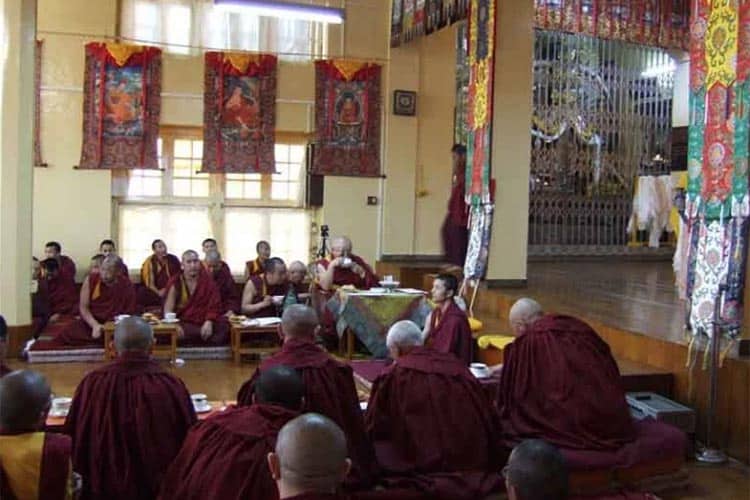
[161,318,180,324]
[48,408,69,418]
[193,403,212,413]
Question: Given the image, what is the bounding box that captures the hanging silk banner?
[426,0,446,34]
[313,60,382,177]
[466,0,495,206]
[391,0,404,47]
[79,43,161,169]
[34,39,45,167]
[682,0,750,337]
[403,0,417,43]
[201,52,277,174]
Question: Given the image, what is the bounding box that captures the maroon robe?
[364,347,505,500]
[318,254,379,290]
[161,404,298,500]
[137,253,181,307]
[247,275,287,318]
[0,432,72,500]
[46,274,78,316]
[427,301,473,365]
[0,363,10,377]
[286,492,427,500]
[116,260,130,280]
[245,257,265,278]
[32,279,52,337]
[237,338,377,490]
[441,175,469,267]
[167,270,229,345]
[53,274,138,347]
[498,314,636,450]
[206,261,240,314]
[65,351,196,500]
[58,255,77,282]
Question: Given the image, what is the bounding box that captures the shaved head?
[509,298,543,336]
[182,250,200,261]
[386,320,424,359]
[255,365,304,411]
[0,370,51,433]
[281,305,319,339]
[114,316,154,354]
[331,236,352,253]
[272,413,350,494]
[289,261,307,272]
[205,250,221,262]
[506,439,568,500]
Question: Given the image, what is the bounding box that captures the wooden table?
[230,322,281,363]
[103,321,179,363]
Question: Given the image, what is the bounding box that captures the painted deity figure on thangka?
[221,77,262,141]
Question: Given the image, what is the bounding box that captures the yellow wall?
[34,0,397,273]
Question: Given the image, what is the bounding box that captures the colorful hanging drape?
[34,39,45,167]
[682,0,750,337]
[463,0,496,280]
[313,60,382,177]
[392,0,687,50]
[391,0,468,47]
[201,52,277,174]
[79,43,161,170]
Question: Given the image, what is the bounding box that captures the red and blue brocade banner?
[201,52,277,174]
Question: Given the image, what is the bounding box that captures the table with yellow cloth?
[327,289,431,358]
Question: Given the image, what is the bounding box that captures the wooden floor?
[6,356,750,499]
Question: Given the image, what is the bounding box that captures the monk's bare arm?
[318,261,337,291]
[79,277,98,329]
[164,284,177,314]
[240,279,269,314]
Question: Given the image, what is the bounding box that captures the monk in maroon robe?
[241,256,288,318]
[32,258,52,337]
[161,365,304,500]
[365,321,505,500]
[441,145,469,268]
[423,273,473,365]
[44,241,77,283]
[40,258,78,322]
[137,239,181,308]
[245,240,271,280]
[0,370,74,500]
[50,256,137,347]
[316,237,379,292]
[99,239,130,279]
[238,305,377,490]
[498,298,636,451]
[204,250,240,315]
[164,250,229,345]
[65,317,196,500]
[504,439,569,500]
[289,260,312,302]
[0,316,10,377]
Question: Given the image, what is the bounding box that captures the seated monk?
[241,257,288,318]
[245,240,271,280]
[504,439,569,500]
[40,258,78,321]
[32,258,51,337]
[65,317,196,500]
[316,236,379,292]
[0,370,75,499]
[498,298,636,450]
[288,260,312,302]
[237,305,376,490]
[204,249,239,316]
[88,253,105,276]
[44,241,76,282]
[164,250,229,346]
[137,239,181,308]
[99,239,129,278]
[0,316,10,377]
[423,273,473,365]
[365,321,505,500]
[161,365,304,500]
[48,256,137,347]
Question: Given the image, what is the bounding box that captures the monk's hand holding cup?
[262,295,274,307]
[91,323,103,340]
[200,321,213,340]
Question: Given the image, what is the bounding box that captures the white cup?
[191,393,208,407]
[272,295,284,306]
[469,363,490,378]
[115,314,130,322]
[341,257,353,268]
[52,397,72,413]
[164,312,177,321]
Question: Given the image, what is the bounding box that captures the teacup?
[115,314,130,322]
[51,397,72,414]
[469,362,490,378]
[191,393,208,408]
[272,295,285,306]
[341,257,353,268]
[164,312,177,321]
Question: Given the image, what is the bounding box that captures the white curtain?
[120,0,326,60]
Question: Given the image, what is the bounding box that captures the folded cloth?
[477,335,514,350]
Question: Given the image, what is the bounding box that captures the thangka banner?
[391,0,468,47]
[313,60,382,177]
[79,43,161,169]
[534,0,690,50]
[681,0,750,337]
[466,0,496,206]
[201,52,277,174]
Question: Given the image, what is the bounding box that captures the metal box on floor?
[626,391,696,434]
